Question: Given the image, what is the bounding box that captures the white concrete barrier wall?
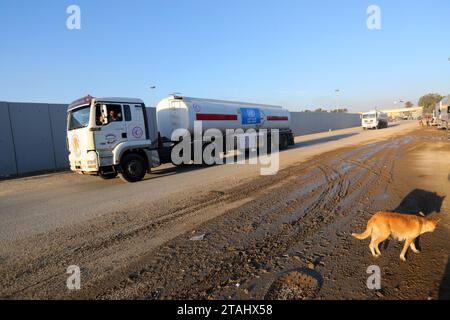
[0,102,18,177]
[290,112,361,136]
[0,102,69,178]
[0,102,361,178]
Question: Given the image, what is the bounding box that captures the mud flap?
[145,149,160,170]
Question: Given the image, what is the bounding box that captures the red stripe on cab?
[196,113,238,121]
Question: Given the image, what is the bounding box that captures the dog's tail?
[352,220,373,240]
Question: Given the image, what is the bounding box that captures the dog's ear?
[419,211,425,217]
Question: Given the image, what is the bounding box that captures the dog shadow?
[381,189,445,251]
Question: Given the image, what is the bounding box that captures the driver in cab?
[108,109,120,122]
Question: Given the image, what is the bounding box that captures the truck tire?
[99,172,118,180]
[280,135,289,150]
[119,154,146,183]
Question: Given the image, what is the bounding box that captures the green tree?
[404,101,414,108]
[418,93,443,113]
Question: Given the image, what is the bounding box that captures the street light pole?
[335,89,340,110]
[394,99,404,108]
[149,85,157,107]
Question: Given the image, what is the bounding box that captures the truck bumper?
[69,154,99,175]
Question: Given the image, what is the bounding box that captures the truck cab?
[67,96,160,182]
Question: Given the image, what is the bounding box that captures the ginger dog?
[352,211,440,261]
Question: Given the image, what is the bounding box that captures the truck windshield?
[362,114,376,119]
[68,106,91,130]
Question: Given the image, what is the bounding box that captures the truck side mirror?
[101,105,109,124]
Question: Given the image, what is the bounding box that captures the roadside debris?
[189,234,206,241]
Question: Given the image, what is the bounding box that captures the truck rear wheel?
[280,135,289,150]
[119,154,146,183]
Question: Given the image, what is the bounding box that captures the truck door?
[123,104,146,141]
[94,103,127,151]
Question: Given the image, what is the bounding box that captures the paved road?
[0,121,418,245]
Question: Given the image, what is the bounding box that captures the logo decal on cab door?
[105,134,117,144]
[132,127,144,138]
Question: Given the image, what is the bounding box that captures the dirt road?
[1,123,449,299]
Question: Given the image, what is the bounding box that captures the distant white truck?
[66,95,295,182]
[361,110,388,130]
[435,96,450,130]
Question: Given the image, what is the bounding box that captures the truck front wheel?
[119,154,146,183]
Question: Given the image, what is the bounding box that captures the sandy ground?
[0,122,449,300]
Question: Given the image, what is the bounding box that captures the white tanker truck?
[66,95,295,182]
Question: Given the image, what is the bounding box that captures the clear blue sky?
[0,0,449,112]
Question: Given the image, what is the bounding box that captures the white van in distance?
[361,110,388,130]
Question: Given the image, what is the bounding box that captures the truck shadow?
[293,133,358,148]
[146,134,356,180]
[146,152,269,180]
[147,163,213,179]
[145,132,356,181]
[381,189,445,251]
[439,257,450,300]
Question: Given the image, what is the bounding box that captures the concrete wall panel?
[8,103,56,174]
[49,104,69,169]
[0,102,18,177]
[290,112,360,136]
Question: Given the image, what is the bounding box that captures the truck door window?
[124,105,132,121]
[95,104,123,125]
[96,105,103,125]
[107,105,123,122]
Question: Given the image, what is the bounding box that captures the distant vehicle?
[66,95,295,182]
[361,110,388,130]
[435,96,450,130]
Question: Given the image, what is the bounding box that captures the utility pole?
[335,89,340,110]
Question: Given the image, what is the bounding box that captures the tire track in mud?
[95,135,414,300]
[0,154,330,298]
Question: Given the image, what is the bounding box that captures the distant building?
[380,106,423,119]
